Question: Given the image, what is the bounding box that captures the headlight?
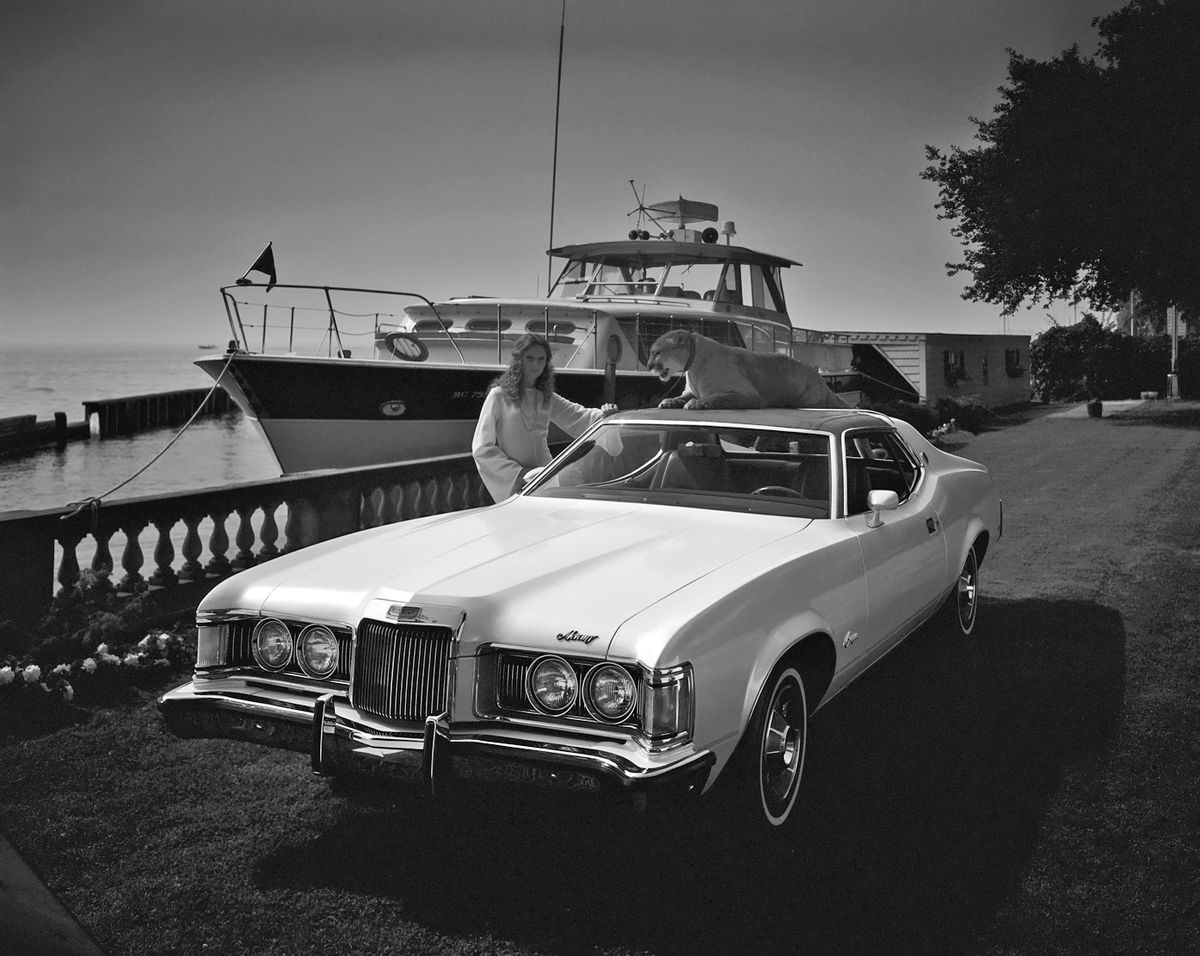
[527,656,578,715]
[585,663,637,722]
[297,625,339,678]
[639,663,694,746]
[252,619,293,671]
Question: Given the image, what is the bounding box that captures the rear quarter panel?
[896,420,1001,587]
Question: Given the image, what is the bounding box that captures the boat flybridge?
[382,198,852,376]
[202,199,858,473]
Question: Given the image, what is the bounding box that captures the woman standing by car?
[473,333,616,501]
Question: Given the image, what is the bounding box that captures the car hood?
[207,498,809,656]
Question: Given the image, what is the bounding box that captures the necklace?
[519,389,540,431]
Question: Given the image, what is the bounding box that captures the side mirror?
[865,489,899,528]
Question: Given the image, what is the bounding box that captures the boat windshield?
[552,255,786,313]
[526,421,832,518]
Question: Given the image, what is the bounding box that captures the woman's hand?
[599,403,618,417]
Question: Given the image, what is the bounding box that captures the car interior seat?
[655,442,729,492]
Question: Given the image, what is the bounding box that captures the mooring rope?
[61,350,239,527]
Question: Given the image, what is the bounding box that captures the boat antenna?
[626,180,669,238]
[547,0,566,296]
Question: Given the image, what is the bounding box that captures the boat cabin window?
[551,254,787,314]
[616,316,748,366]
[527,319,578,336]
[412,318,454,332]
[465,318,512,332]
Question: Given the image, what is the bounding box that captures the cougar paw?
[658,397,687,409]
[683,399,713,410]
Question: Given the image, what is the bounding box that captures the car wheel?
[948,546,979,635]
[729,664,809,829]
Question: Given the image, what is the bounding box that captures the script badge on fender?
[556,629,600,645]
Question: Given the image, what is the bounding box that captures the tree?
[923,0,1200,317]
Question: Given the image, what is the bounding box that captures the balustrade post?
[149,518,177,588]
[56,527,84,595]
[179,514,204,582]
[257,503,280,562]
[378,485,398,525]
[205,511,232,577]
[117,521,148,593]
[231,506,257,571]
[399,481,419,521]
[91,529,114,579]
[360,487,382,530]
[446,474,465,513]
[281,500,304,554]
[298,498,321,549]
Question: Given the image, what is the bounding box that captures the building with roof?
[846,331,1032,407]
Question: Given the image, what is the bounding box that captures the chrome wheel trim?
[758,668,807,826]
[956,550,979,635]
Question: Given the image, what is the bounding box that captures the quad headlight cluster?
[527,655,637,722]
[250,619,340,678]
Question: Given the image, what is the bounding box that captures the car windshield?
[526,421,833,518]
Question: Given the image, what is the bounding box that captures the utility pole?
[1168,304,1180,398]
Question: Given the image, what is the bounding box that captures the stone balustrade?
[0,454,489,639]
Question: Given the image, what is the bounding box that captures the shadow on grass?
[1108,402,1200,429]
[255,597,1125,955]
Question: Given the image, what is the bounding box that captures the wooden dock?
[0,414,90,456]
[83,387,235,438]
[0,387,234,456]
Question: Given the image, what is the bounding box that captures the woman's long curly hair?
[495,333,554,405]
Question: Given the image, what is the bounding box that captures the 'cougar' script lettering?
[556,630,600,645]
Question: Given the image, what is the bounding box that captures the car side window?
[844,430,919,514]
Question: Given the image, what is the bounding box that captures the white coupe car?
[160,408,1001,829]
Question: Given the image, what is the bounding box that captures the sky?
[2,0,1123,347]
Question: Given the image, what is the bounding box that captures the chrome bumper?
[158,680,714,797]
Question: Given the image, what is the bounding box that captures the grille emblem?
[387,605,427,622]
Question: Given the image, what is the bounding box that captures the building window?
[981,356,989,385]
[944,349,968,385]
[1005,349,1024,378]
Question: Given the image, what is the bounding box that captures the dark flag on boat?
[236,242,276,290]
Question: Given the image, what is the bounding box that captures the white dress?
[472,386,605,501]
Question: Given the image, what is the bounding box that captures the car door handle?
[926,517,937,534]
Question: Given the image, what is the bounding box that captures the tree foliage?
[923,0,1200,316]
[1030,315,1200,400]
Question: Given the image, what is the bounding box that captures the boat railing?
[0,454,488,644]
[221,284,451,359]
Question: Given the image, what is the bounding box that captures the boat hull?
[199,354,678,473]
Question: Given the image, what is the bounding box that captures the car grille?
[351,619,454,721]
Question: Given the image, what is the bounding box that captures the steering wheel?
[750,485,805,499]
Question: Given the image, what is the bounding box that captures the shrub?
[0,571,197,712]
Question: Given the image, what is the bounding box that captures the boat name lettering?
[452,390,488,399]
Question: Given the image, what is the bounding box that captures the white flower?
[53,663,71,676]
[81,658,98,674]
[157,634,172,651]
[96,643,109,655]
[22,664,42,684]
[61,682,74,702]
[122,653,141,667]
[0,667,14,687]
[137,635,153,651]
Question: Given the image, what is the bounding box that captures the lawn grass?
[2,402,1199,955]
